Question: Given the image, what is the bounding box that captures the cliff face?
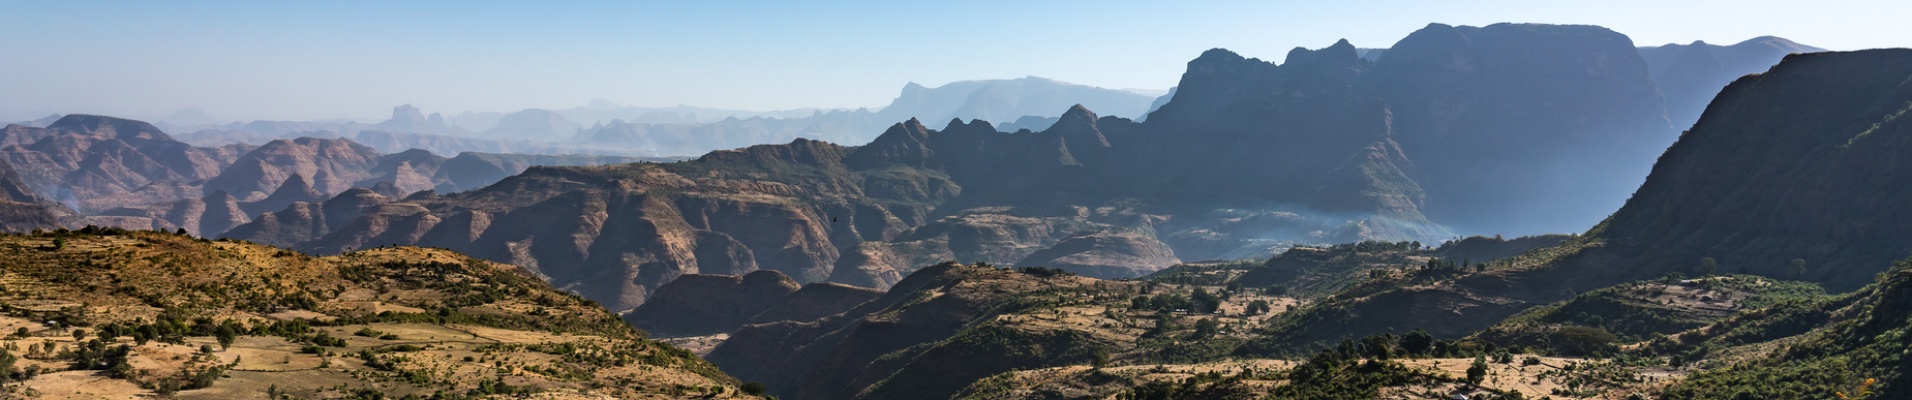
[1365,23,1676,236]
[1254,49,1912,348]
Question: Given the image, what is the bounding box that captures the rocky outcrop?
[373,104,464,136]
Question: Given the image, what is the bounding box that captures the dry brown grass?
[0,230,755,399]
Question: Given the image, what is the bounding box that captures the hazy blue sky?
[2,0,1906,122]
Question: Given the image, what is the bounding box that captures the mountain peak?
[278,173,312,191]
[1046,104,1110,150]
[1284,39,1363,69]
[1194,48,1247,64]
[1061,104,1097,120]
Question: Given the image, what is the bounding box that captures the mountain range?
[1,19,1903,400]
[0,115,667,238]
[119,35,1816,165]
[209,23,1819,316]
[151,77,1164,158]
[630,47,1912,400]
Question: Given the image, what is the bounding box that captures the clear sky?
[2,0,1906,122]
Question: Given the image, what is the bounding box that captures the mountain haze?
[235,23,1773,316]
[1255,48,1912,348]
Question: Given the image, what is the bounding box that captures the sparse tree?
[1244,300,1272,316]
[1789,258,1809,277]
[215,325,237,350]
[1189,318,1221,340]
[1699,257,1718,276]
[1467,356,1489,385]
[1362,335,1393,360]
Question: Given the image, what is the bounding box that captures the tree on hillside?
[1699,257,1719,276]
[1466,357,1489,385]
[1401,329,1435,356]
[1245,300,1272,316]
[1191,288,1222,314]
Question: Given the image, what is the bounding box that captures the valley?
[1,7,1907,399]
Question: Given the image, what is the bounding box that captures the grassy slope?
[1655,260,1912,399]
[1477,274,1825,355]
[0,228,751,399]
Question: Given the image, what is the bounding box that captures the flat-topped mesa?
[45,114,175,142]
[693,137,853,172]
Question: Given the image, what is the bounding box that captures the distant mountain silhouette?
[874,76,1157,124]
[1640,36,1825,128]
[478,108,581,141]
